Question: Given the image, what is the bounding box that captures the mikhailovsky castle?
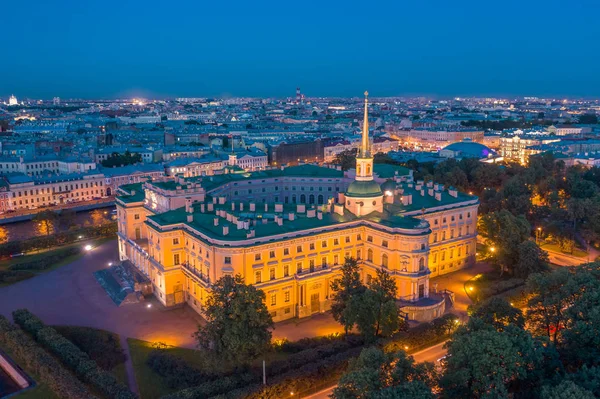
[116,93,479,322]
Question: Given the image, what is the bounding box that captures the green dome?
[346,180,383,198]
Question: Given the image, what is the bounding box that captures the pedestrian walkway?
[119,336,139,395]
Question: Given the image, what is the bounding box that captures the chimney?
[246,229,255,238]
[239,203,244,211]
[207,203,214,212]
[200,203,205,213]
[232,202,236,211]
[448,187,458,198]
[307,208,316,218]
[249,202,256,212]
[334,203,344,215]
[187,214,193,223]
[317,210,323,220]
[288,212,296,221]
[214,217,219,226]
[426,181,433,188]
[222,225,229,236]
[219,196,226,205]
[264,203,268,212]
[185,197,192,213]
[277,217,283,226]
[401,194,413,206]
[428,188,434,196]
[243,220,250,229]
[435,191,442,201]
[275,203,283,212]
[420,189,425,196]
[237,220,244,229]
[297,204,306,213]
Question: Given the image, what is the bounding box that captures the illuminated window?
[270,268,275,280]
[255,271,262,283]
[382,254,388,268]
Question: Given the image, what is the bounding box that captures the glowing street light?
[84,244,93,251]
[146,303,152,309]
[468,286,474,292]
[490,247,496,253]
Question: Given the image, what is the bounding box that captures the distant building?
[8,95,17,106]
[439,139,502,163]
[395,128,484,147]
[548,125,583,136]
[269,139,324,165]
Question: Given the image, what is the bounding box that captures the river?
[3,206,117,242]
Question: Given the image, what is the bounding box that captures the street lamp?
[84,244,93,251]
[490,246,496,253]
[536,227,542,245]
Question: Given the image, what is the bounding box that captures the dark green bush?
[0,315,95,399]
[9,247,80,271]
[55,326,126,370]
[12,309,136,399]
[0,270,34,283]
[147,350,215,389]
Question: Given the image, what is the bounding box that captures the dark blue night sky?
[2,0,599,99]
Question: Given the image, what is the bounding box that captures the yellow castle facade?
[116,93,479,322]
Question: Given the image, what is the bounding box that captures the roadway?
[302,341,449,399]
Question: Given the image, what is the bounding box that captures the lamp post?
[536,227,542,245]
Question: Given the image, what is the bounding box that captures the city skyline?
[3,0,600,99]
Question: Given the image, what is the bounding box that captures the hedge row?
[164,346,363,399]
[0,222,116,257]
[12,309,136,399]
[275,333,363,353]
[0,270,34,284]
[55,326,127,370]
[0,315,95,399]
[9,247,81,271]
[148,334,365,391]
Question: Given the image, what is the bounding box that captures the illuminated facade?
[116,93,479,322]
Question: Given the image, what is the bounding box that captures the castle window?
[382,254,388,268]
[367,249,373,262]
[284,265,289,277]
[255,253,261,261]
[224,256,231,264]
[270,268,275,280]
[284,291,290,302]
[255,271,262,283]
[382,240,388,248]
[270,250,275,258]
[367,235,373,243]
[419,257,425,270]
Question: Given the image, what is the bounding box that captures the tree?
[90,210,106,226]
[540,380,595,399]
[478,210,531,274]
[578,114,598,125]
[525,268,586,344]
[332,347,436,399]
[331,258,365,335]
[440,324,545,398]
[0,226,9,244]
[514,241,549,278]
[33,210,57,236]
[469,297,525,331]
[101,151,142,167]
[333,149,358,171]
[352,269,404,341]
[193,275,273,363]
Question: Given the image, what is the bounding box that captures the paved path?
[0,239,344,348]
[119,335,139,394]
[0,239,204,348]
[430,262,493,317]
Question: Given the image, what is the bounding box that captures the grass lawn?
[128,339,290,399]
[12,383,57,399]
[465,273,525,304]
[541,242,588,258]
[0,238,111,287]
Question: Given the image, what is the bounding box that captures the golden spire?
[361,91,370,157]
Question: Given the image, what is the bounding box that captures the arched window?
[309,194,315,204]
[292,195,297,204]
[419,257,425,270]
[318,195,324,204]
[367,249,374,262]
[382,254,388,268]
[366,165,371,175]
[300,194,306,203]
[358,165,362,175]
